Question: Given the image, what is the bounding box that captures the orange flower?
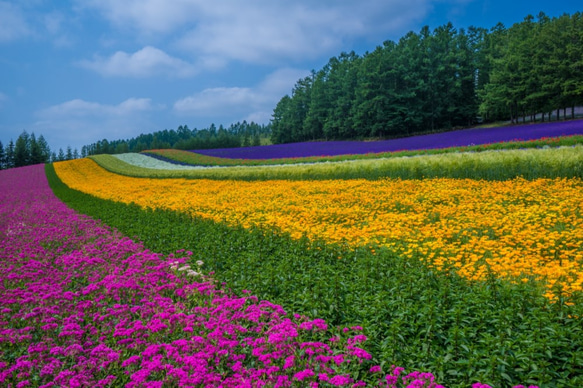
[55,159,583,298]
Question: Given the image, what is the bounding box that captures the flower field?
[3,140,582,387]
[113,153,208,170]
[1,164,459,387]
[54,158,583,299]
[43,148,583,387]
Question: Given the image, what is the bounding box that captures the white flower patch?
[113,153,207,170]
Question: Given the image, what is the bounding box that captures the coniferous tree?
[14,131,30,167]
[29,133,44,165]
[270,95,294,143]
[37,135,51,163]
[0,141,5,170]
[5,140,15,169]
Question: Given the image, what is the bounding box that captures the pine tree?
[0,141,5,170]
[29,133,44,164]
[6,140,15,169]
[14,131,30,167]
[37,135,51,163]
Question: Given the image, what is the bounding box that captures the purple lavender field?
[192,120,583,160]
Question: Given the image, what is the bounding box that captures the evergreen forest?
[0,131,72,170]
[80,121,270,156]
[270,12,583,143]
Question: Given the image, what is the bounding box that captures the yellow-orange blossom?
[55,158,583,298]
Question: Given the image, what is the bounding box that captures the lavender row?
[191,120,583,160]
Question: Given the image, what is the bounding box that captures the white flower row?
[112,153,210,170]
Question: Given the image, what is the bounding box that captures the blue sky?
[1,0,581,152]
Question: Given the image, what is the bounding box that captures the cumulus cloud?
[38,98,158,117]
[75,0,203,34]
[0,2,30,42]
[79,46,197,78]
[75,0,433,65]
[173,67,310,123]
[34,98,163,150]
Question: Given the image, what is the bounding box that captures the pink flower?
[294,369,315,381]
[328,375,353,386]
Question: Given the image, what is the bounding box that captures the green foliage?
[5,130,53,168]
[94,144,583,181]
[46,163,583,388]
[82,121,271,156]
[480,13,583,122]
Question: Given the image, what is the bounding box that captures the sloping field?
[46,144,583,387]
[3,140,582,387]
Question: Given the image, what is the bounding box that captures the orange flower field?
[55,158,583,299]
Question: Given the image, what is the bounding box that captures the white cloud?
[34,98,164,150]
[79,46,197,77]
[0,2,30,42]
[38,98,157,117]
[75,0,433,65]
[173,67,310,123]
[74,0,204,34]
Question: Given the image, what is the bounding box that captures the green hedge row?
[46,164,583,388]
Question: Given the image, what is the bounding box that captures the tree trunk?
[572,106,575,119]
[557,108,560,121]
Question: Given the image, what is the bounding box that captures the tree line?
[270,12,583,144]
[0,131,79,170]
[82,121,271,156]
[0,121,270,170]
